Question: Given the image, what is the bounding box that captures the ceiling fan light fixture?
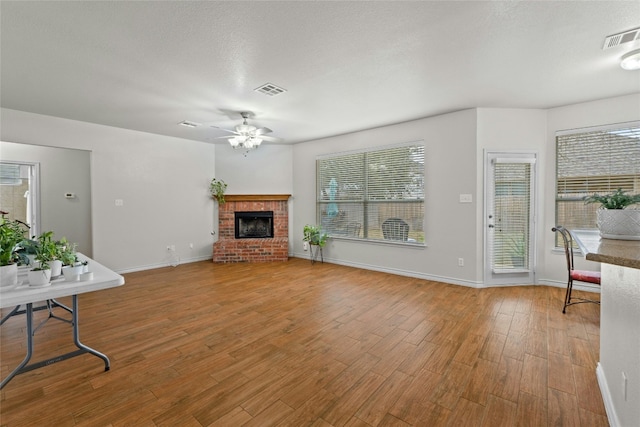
[229,136,243,147]
[620,49,640,70]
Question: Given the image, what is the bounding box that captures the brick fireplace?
[213,194,290,263]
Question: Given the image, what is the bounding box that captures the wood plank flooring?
[0,259,607,426]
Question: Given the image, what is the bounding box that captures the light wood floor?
[1,258,607,426]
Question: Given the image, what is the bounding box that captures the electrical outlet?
[167,245,175,251]
[303,242,309,251]
[458,258,464,267]
[189,243,194,249]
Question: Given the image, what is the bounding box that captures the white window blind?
[556,122,640,239]
[492,162,531,271]
[317,142,425,244]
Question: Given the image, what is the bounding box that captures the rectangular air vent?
[254,83,287,96]
[603,27,640,49]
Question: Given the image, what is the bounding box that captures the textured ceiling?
[1,1,639,145]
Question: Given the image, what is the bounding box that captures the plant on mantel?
[209,178,228,204]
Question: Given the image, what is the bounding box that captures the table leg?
[0,296,111,389]
[72,295,110,371]
[1,303,34,389]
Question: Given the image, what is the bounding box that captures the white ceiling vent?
[254,83,287,97]
[603,27,640,49]
[178,120,200,128]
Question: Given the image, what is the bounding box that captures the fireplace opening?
[235,211,274,239]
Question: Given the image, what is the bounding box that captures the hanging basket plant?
[209,178,228,204]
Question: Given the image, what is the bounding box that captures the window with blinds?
[317,142,425,244]
[555,122,640,244]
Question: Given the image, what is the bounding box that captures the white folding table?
[0,254,124,388]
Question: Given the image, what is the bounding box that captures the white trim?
[597,363,621,427]
[115,255,212,274]
[316,139,424,159]
[555,120,640,136]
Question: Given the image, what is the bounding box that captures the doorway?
[0,162,39,237]
[484,152,536,285]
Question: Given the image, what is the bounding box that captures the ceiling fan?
[210,112,281,152]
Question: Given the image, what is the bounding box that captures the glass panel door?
[485,152,536,285]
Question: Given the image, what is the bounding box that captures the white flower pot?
[62,265,83,281]
[50,260,63,277]
[0,263,18,288]
[597,209,640,240]
[28,269,52,287]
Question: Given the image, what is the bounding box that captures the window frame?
[316,141,426,247]
[555,121,640,247]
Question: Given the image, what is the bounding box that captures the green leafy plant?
[0,215,29,266]
[209,178,228,204]
[303,224,328,247]
[33,231,57,270]
[57,237,78,266]
[584,188,640,210]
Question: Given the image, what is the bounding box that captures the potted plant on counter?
[0,214,29,288]
[584,188,640,240]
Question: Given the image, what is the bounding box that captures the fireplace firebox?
[235,211,274,239]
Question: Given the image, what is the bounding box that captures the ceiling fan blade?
[257,135,282,142]
[253,127,273,136]
[209,125,238,135]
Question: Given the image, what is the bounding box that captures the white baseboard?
[116,255,212,274]
[596,363,620,427]
[292,253,485,288]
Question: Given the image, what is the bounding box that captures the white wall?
[476,108,548,283]
[1,108,217,272]
[598,263,640,427]
[0,141,92,256]
[292,109,481,286]
[541,94,640,287]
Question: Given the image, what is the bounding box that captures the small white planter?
[28,269,52,287]
[62,265,83,281]
[0,263,19,288]
[597,208,640,240]
[50,259,63,277]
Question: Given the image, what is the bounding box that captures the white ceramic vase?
[597,208,640,240]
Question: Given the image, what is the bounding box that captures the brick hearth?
[213,194,290,263]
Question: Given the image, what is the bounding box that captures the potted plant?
[59,238,83,280]
[584,188,640,240]
[303,224,328,247]
[17,237,39,267]
[209,178,228,204]
[0,215,29,288]
[28,231,57,286]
